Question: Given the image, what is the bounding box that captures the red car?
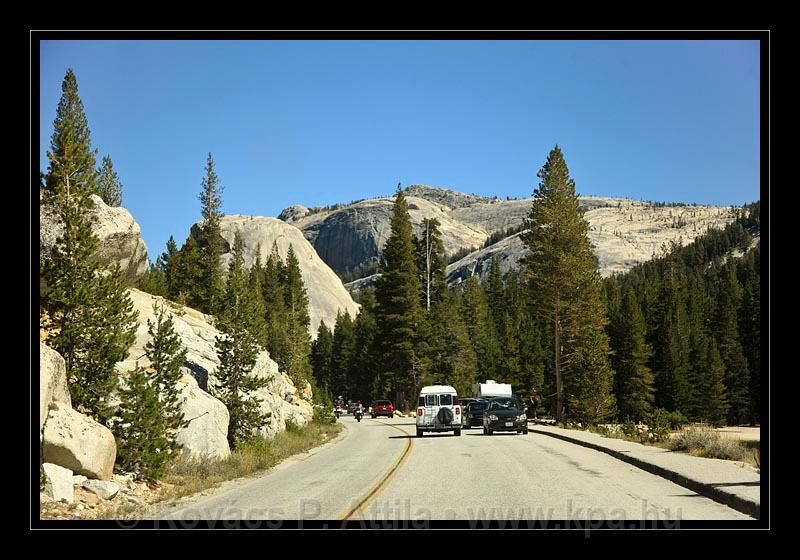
[371,400,395,418]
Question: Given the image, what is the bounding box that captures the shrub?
[667,426,746,461]
[645,408,672,442]
[621,419,638,439]
[667,410,689,430]
[284,419,302,434]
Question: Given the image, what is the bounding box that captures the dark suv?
[483,397,528,435]
[371,400,395,418]
[463,399,489,428]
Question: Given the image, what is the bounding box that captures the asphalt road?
[151,415,752,524]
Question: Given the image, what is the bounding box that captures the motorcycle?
[355,408,364,422]
[334,405,343,419]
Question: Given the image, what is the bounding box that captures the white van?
[415,385,462,437]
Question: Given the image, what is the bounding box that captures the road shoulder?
[529,425,760,519]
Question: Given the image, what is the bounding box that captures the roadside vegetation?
[162,414,342,501]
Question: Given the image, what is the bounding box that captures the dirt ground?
[714,426,760,442]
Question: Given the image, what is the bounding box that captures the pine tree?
[282,245,312,387]
[311,320,334,392]
[196,153,225,315]
[520,146,615,424]
[414,218,447,311]
[330,311,356,399]
[44,69,99,199]
[703,338,729,426]
[427,291,478,396]
[738,260,760,425]
[461,275,501,380]
[685,271,710,420]
[41,69,137,422]
[262,242,290,372]
[350,288,380,404]
[136,260,168,297]
[715,263,750,425]
[113,368,168,479]
[113,303,188,480]
[172,235,203,307]
[213,232,269,449]
[163,236,178,289]
[484,255,506,334]
[97,155,123,207]
[652,254,693,415]
[374,185,422,408]
[612,287,655,421]
[246,251,269,345]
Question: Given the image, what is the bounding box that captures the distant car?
[458,397,480,411]
[463,399,489,429]
[371,400,395,418]
[483,396,528,435]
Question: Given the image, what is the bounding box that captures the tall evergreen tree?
[484,255,506,334]
[703,338,729,426]
[330,311,356,399]
[715,263,750,425]
[611,287,655,421]
[374,186,422,408]
[196,153,225,315]
[282,245,313,387]
[262,242,290,372]
[350,288,380,404]
[738,259,760,425]
[461,275,501,381]
[246,251,269,346]
[113,303,188,480]
[310,320,334,392]
[651,253,693,414]
[427,291,478,396]
[44,69,98,198]
[171,235,203,307]
[213,232,269,449]
[414,218,447,311]
[97,155,123,207]
[520,146,615,424]
[41,69,137,423]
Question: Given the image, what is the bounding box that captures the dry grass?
[163,419,342,500]
[666,426,756,463]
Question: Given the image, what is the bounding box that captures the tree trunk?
[555,311,563,425]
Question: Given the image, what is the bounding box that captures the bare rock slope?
[40,194,150,290]
[280,185,738,284]
[214,215,360,336]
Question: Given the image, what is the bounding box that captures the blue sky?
[39,40,761,260]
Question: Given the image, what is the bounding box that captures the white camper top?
[472,380,513,398]
[419,385,458,395]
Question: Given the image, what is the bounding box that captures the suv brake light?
[455,407,460,415]
[417,408,423,417]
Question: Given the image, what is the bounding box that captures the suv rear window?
[375,400,391,405]
[439,394,453,406]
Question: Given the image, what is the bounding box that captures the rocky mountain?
[40,193,150,292]
[206,215,360,336]
[446,198,738,283]
[281,186,738,287]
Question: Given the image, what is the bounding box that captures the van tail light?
[455,407,460,415]
[417,408,423,417]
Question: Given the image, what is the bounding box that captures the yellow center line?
[335,419,414,521]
